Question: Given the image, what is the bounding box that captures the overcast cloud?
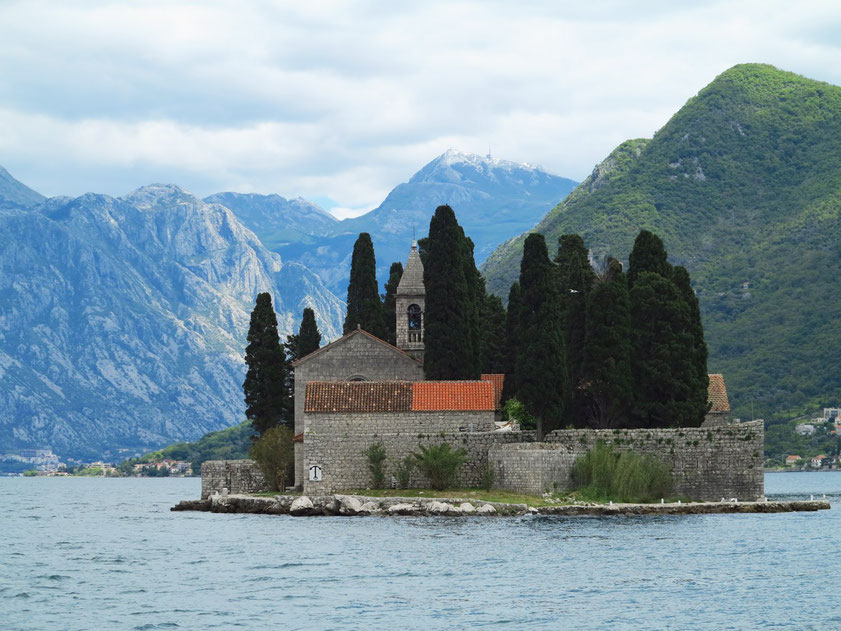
[1,0,840,218]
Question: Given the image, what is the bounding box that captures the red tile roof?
[480,374,505,409]
[707,374,730,413]
[304,380,496,412]
[411,381,495,411]
[304,382,412,413]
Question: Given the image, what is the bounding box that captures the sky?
[1,1,841,219]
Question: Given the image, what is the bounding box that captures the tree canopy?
[516,233,566,440]
[423,205,481,379]
[243,292,291,435]
[344,232,386,337]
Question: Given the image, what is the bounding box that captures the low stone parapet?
[489,421,765,501]
[200,460,268,499]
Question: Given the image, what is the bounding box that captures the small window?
[407,304,422,330]
[346,374,368,382]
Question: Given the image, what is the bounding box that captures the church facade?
[290,241,502,491]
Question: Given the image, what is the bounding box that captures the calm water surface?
[1,473,837,630]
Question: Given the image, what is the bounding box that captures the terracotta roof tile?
[480,374,505,409]
[411,381,495,411]
[305,382,412,413]
[707,374,730,413]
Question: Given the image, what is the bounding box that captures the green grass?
[342,488,564,507]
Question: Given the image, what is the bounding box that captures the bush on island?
[572,441,672,503]
[249,426,294,492]
[364,442,388,489]
[412,443,467,491]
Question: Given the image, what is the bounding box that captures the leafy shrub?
[412,443,467,491]
[478,461,496,491]
[249,426,294,491]
[394,456,414,489]
[503,397,537,430]
[364,442,388,489]
[572,441,672,502]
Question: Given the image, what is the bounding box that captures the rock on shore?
[171,494,830,517]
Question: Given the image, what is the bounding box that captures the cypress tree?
[243,293,291,436]
[579,267,633,428]
[381,261,403,346]
[296,307,322,358]
[672,266,710,427]
[517,233,566,440]
[630,272,696,428]
[423,205,480,379]
[628,230,672,287]
[284,307,321,406]
[556,236,596,427]
[344,233,386,337]
[479,291,507,374]
[462,236,483,377]
[500,281,522,404]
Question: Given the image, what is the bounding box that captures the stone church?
[290,241,503,491]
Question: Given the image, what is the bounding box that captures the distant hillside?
[482,64,841,423]
[223,150,578,293]
[0,176,344,459]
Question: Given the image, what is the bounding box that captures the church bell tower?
[395,241,425,359]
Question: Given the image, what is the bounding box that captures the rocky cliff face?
[0,180,344,459]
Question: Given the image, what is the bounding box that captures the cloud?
[1,0,841,212]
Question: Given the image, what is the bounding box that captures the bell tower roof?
[396,240,425,296]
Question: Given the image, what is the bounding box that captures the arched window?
[407,304,422,330]
[346,374,368,382]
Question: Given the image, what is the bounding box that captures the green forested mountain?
[482,64,841,424]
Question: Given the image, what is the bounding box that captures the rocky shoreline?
[172,493,831,517]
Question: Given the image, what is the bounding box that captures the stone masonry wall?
[201,460,267,499]
[303,429,531,494]
[303,409,499,493]
[488,421,764,501]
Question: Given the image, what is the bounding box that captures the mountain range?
[482,63,841,424]
[0,178,344,459]
[216,150,577,293]
[0,150,572,459]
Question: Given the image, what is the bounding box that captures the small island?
[177,214,830,517]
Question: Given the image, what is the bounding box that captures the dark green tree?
[555,235,597,426]
[516,233,566,440]
[627,229,672,287]
[630,272,699,428]
[382,261,403,346]
[462,237,483,377]
[672,266,710,426]
[500,282,522,404]
[243,293,291,436]
[579,265,633,428]
[423,205,480,379]
[344,232,386,337]
[287,307,322,362]
[480,291,507,374]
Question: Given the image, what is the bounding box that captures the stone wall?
[488,421,764,501]
[201,460,267,499]
[303,417,530,494]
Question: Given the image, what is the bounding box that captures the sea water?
[1,472,837,630]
